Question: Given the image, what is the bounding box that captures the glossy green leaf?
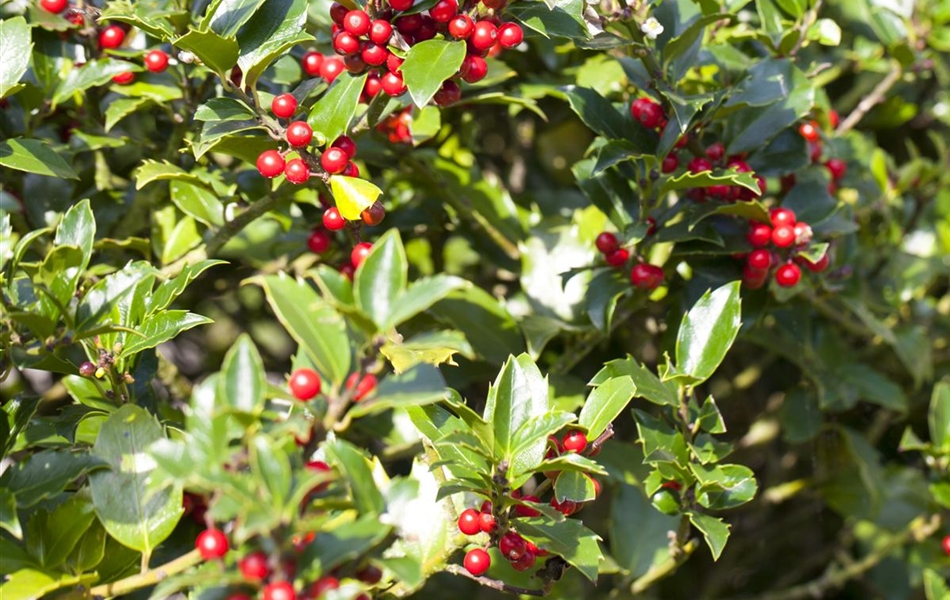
[2,397,41,460]
[52,199,95,289]
[51,59,142,108]
[347,364,448,419]
[573,157,636,230]
[507,0,588,39]
[929,381,950,451]
[0,569,95,600]
[401,40,466,107]
[194,97,257,122]
[0,488,21,539]
[663,14,731,68]
[148,260,226,314]
[308,72,367,144]
[118,311,212,358]
[236,0,312,88]
[3,449,107,507]
[173,28,239,75]
[924,569,950,600]
[249,433,291,508]
[384,275,469,330]
[564,86,637,143]
[431,288,525,364]
[169,181,225,227]
[675,281,742,384]
[66,520,107,573]
[691,463,758,509]
[517,517,603,581]
[299,515,391,575]
[554,470,596,502]
[484,354,550,476]
[89,405,182,561]
[632,409,689,466]
[355,229,408,330]
[591,357,678,406]
[0,139,78,180]
[380,330,474,374]
[324,439,385,516]
[511,411,575,462]
[251,273,351,385]
[36,492,97,568]
[217,333,266,413]
[687,511,730,560]
[75,262,156,331]
[205,0,267,37]
[578,376,636,439]
[0,17,31,98]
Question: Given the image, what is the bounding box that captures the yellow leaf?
[329,175,382,220]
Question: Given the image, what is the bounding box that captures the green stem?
[88,549,203,599]
[630,538,699,595]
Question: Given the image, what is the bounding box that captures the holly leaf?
[329,176,382,221]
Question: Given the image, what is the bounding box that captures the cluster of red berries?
[630,97,668,131]
[594,231,665,291]
[741,207,827,289]
[682,149,766,203]
[300,0,524,107]
[376,107,414,144]
[288,367,377,403]
[458,430,600,576]
[794,115,848,194]
[194,526,376,600]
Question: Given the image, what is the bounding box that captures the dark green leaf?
[691,463,758,509]
[299,515,390,575]
[173,28,239,75]
[249,433,291,508]
[324,439,385,516]
[591,356,678,406]
[572,158,636,230]
[484,354,550,476]
[632,409,689,466]
[564,86,637,142]
[117,311,212,358]
[236,0,312,88]
[553,470,596,502]
[148,260,226,314]
[308,72,368,144]
[579,376,636,438]
[194,97,257,122]
[169,181,225,227]
[52,59,143,108]
[0,488,21,539]
[611,484,678,577]
[430,287,526,364]
[205,0,267,37]
[385,275,469,330]
[663,14,731,69]
[507,0,589,39]
[355,228,408,330]
[217,333,266,413]
[89,405,182,561]
[37,492,97,568]
[929,381,950,451]
[2,397,41,460]
[675,281,742,384]
[401,40,467,107]
[517,518,603,581]
[0,139,78,180]
[3,449,107,507]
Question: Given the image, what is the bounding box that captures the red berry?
[434,80,461,106]
[828,109,840,129]
[323,207,346,231]
[463,549,491,576]
[637,101,664,128]
[306,460,331,474]
[286,121,313,147]
[196,529,229,560]
[321,147,349,174]
[595,231,619,254]
[743,265,768,289]
[630,264,664,290]
[661,154,679,173]
[333,31,361,55]
[798,121,819,142]
[356,565,383,585]
[257,150,286,178]
[239,551,271,581]
[99,25,125,49]
[329,2,349,24]
[40,0,68,13]
[144,49,169,73]
[478,511,497,533]
[483,0,507,8]
[775,263,801,287]
[343,10,371,36]
[562,430,588,453]
[363,72,382,98]
[457,508,481,535]
[345,372,377,400]
[302,51,324,77]
[747,222,772,247]
[361,43,389,66]
[799,252,829,273]
[308,230,331,253]
[430,0,458,22]
[227,595,253,600]
[111,71,135,85]
[511,550,536,572]
[369,19,393,44]
[395,13,423,33]
[551,497,578,516]
[389,0,413,10]
[793,222,813,245]
[361,201,385,226]
[271,93,297,118]
[320,57,345,82]
[769,207,796,228]
[79,361,96,377]
[771,224,795,248]
[514,495,541,517]
[386,53,404,73]
[343,161,360,178]
[448,14,474,39]
[499,532,526,561]
[263,581,295,600]
[809,140,823,163]
[308,576,339,599]
[605,249,629,267]
[381,71,406,96]
[470,21,498,51]
[289,368,322,400]
[630,97,650,120]
[747,249,772,271]
[825,158,846,180]
[706,142,725,161]
[587,475,602,498]
[942,534,950,555]
[460,54,488,83]
[688,157,713,173]
[497,23,524,48]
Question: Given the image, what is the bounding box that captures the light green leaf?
[308,72,367,145]
[0,139,78,180]
[173,28,239,75]
[929,381,950,451]
[516,518,603,581]
[355,229,408,330]
[578,376,636,439]
[484,354,550,477]
[687,512,730,560]
[169,181,225,227]
[118,311,212,358]
[329,176,382,221]
[401,40,467,107]
[217,333,265,414]
[52,59,142,108]
[674,281,742,384]
[0,17,32,98]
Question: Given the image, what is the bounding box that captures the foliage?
[1,0,949,599]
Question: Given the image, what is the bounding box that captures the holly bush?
[1,0,949,598]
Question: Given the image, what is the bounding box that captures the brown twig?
[835,62,902,135]
[444,564,547,596]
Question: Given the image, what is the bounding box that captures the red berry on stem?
[595,231,619,254]
[370,19,393,44]
[825,158,846,180]
[748,222,772,247]
[605,249,629,267]
[308,230,331,254]
[775,263,801,287]
[449,15,475,39]
[706,142,725,161]
[941,534,950,556]
[263,581,296,600]
[144,50,169,73]
[330,2,348,24]
[637,101,664,128]
[79,361,96,377]
[343,10,371,36]
[302,51,324,77]
[551,497,578,516]
[321,148,349,174]
[771,225,795,248]
[271,93,297,118]
[386,53,404,73]
[289,368,322,400]
[478,511,497,533]
[514,495,542,517]
[464,549,491,576]
[351,242,373,267]
[434,80,461,106]
[800,252,829,273]
[345,372,377,400]
[320,57,345,82]
[662,154,679,173]
[381,71,406,96]
[798,121,819,142]
[630,264,664,290]
[333,31,361,55]
[688,157,713,173]
[498,23,524,48]
[361,201,385,226]
[239,551,271,581]
[499,532,527,561]
[286,121,313,147]
[196,529,229,560]
[470,21,498,51]
[40,0,68,13]
[308,577,340,599]
[747,249,772,271]
[323,207,346,231]
[562,430,588,453]
[257,150,285,178]
[362,43,389,66]
[99,25,126,49]
[769,207,796,228]
[112,71,135,85]
[389,0,413,10]
[430,0,458,22]
[828,109,840,129]
[511,550,536,572]
[457,508,481,535]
